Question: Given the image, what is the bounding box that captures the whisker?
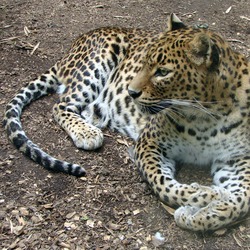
[161,98,221,120]
[165,109,183,123]
[138,97,222,121]
[191,98,221,121]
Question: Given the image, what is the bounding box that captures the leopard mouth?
[138,100,173,114]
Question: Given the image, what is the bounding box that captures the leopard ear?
[185,33,220,69]
[166,13,186,31]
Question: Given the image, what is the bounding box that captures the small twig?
[240,16,250,21]
[0,36,20,43]
[91,4,104,8]
[232,233,242,247]
[103,133,113,138]
[24,26,31,36]
[181,11,197,17]
[227,39,245,44]
[30,42,40,55]
[113,15,131,19]
[103,224,115,236]
[14,40,41,54]
[0,25,12,29]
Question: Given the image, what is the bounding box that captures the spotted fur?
[129,25,250,231]
[4,14,183,176]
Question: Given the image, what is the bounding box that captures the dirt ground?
[0,0,250,249]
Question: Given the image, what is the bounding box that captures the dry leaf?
[161,203,175,215]
[11,210,19,216]
[66,212,76,219]
[17,216,26,226]
[80,176,87,181]
[86,219,95,228]
[214,228,228,236]
[72,214,80,221]
[9,155,15,159]
[19,207,29,216]
[108,221,121,230]
[124,209,130,215]
[57,241,71,248]
[13,225,25,235]
[104,235,111,241]
[116,138,129,147]
[8,239,19,249]
[133,209,140,215]
[42,203,53,209]
[18,180,26,185]
[140,247,148,250]
[64,221,77,229]
[31,214,43,223]
[146,235,152,242]
[81,214,89,221]
[46,174,53,178]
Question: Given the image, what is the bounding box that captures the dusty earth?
[0,0,250,249]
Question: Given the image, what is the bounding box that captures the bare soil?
[0,0,250,249]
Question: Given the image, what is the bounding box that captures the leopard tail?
[3,64,85,176]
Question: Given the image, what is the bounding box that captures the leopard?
[3,13,250,232]
[128,20,250,231]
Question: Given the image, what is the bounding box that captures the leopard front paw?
[174,198,240,231]
[71,125,104,150]
[174,205,200,230]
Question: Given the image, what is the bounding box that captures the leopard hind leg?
[53,99,104,150]
[52,74,109,150]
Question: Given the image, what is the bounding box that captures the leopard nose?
[128,89,142,99]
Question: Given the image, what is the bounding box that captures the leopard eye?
[154,68,172,77]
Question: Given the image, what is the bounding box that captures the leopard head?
[128,22,223,115]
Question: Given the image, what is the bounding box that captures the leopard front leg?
[175,157,250,231]
[53,101,103,150]
[135,137,228,207]
[134,135,250,231]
